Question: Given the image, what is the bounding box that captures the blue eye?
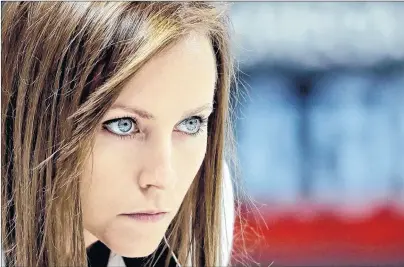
[103,117,136,136]
[177,117,207,135]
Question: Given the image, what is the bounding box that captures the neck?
[84,229,99,249]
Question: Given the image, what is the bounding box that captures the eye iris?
[186,118,200,132]
[117,119,132,132]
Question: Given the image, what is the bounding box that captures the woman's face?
[80,33,217,257]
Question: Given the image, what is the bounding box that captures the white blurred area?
[228,2,404,214]
[230,2,404,69]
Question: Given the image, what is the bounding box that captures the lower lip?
[122,213,167,222]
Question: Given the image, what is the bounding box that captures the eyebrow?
[110,103,214,120]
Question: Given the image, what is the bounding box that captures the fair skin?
[80,32,217,257]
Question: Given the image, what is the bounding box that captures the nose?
[138,134,176,190]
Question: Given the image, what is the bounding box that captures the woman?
[1,2,237,267]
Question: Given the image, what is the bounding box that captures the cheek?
[174,135,208,192]
[80,138,134,225]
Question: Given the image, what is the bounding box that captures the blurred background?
[228,2,404,267]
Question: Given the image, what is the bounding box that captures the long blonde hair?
[1,2,237,267]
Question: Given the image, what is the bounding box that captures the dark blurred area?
[229,3,404,266]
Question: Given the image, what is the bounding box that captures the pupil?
[188,119,198,130]
[118,119,131,132]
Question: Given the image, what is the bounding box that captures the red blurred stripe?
[231,204,404,266]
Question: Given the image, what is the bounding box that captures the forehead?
[114,33,217,120]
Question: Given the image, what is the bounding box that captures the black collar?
[86,240,177,267]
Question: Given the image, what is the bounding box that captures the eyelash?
[101,115,209,140]
[177,117,209,137]
[102,116,138,140]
